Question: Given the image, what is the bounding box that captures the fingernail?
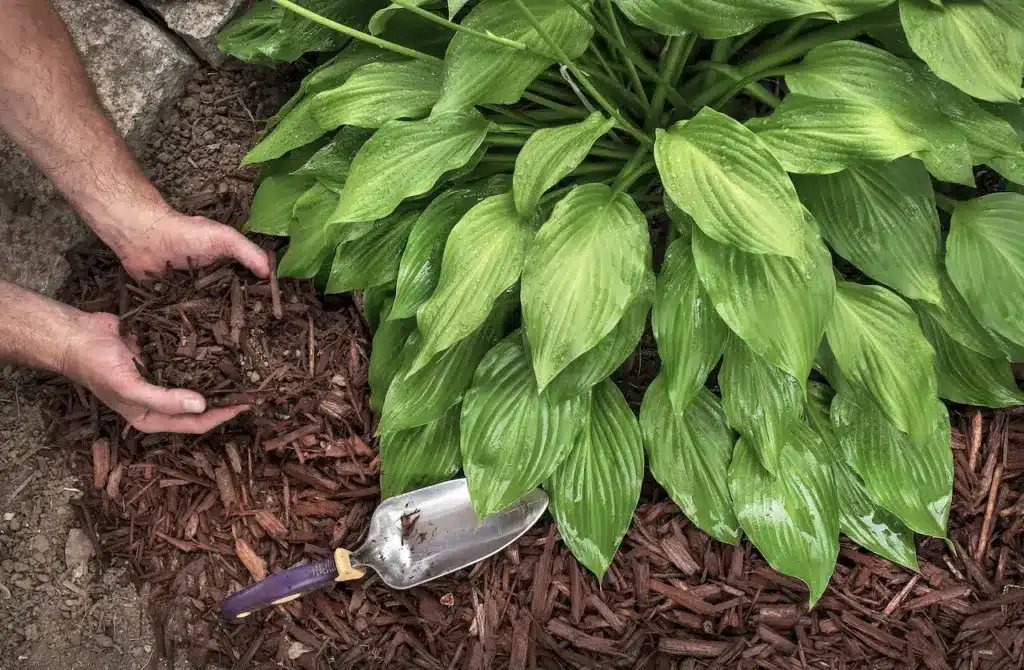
[183,397,205,414]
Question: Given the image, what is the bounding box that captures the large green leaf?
[461,333,588,517]
[748,95,929,174]
[652,237,728,412]
[919,312,1024,407]
[412,193,539,372]
[521,184,652,390]
[433,0,594,112]
[278,184,343,277]
[805,383,919,572]
[786,40,976,186]
[390,178,511,320]
[546,274,654,404]
[729,423,839,606]
[614,0,893,38]
[246,174,314,236]
[900,0,1024,103]
[311,60,444,131]
[794,158,942,304]
[331,110,490,223]
[548,379,644,580]
[292,127,373,192]
[325,210,419,293]
[368,0,432,34]
[380,294,515,434]
[825,282,937,444]
[831,391,952,538]
[913,269,1009,358]
[946,193,1024,346]
[380,404,462,499]
[369,301,417,412]
[693,225,835,383]
[640,377,742,545]
[656,108,806,257]
[720,337,804,476]
[513,113,615,215]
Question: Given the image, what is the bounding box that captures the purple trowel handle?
[220,557,338,621]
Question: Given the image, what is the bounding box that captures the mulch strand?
[44,247,1024,670]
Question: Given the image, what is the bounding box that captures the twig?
[975,463,1003,562]
[882,574,920,616]
[268,251,283,320]
[308,315,315,377]
[968,410,982,471]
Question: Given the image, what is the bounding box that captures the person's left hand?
[99,203,271,281]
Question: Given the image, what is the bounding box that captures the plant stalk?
[646,33,695,131]
[389,0,529,50]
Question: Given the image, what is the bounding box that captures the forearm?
[0,280,79,374]
[0,0,168,254]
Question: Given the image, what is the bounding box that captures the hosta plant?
[222,0,1024,604]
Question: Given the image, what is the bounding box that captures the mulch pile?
[44,246,1024,669]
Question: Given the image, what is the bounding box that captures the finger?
[122,380,208,416]
[133,405,249,435]
[214,226,271,278]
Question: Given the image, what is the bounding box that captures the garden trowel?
[220,478,547,621]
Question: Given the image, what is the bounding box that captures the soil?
[6,51,1024,670]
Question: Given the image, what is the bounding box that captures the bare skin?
[0,0,271,433]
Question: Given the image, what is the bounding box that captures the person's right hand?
[62,312,248,434]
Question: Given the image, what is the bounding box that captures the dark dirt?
[31,49,1024,670]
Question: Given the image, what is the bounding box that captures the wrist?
[0,281,84,375]
[85,194,172,261]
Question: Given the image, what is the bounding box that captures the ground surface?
[0,61,300,670]
[3,55,1024,670]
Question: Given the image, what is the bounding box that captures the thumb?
[121,379,207,415]
[215,226,272,279]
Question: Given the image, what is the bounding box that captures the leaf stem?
[601,0,648,107]
[646,33,695,131]
[512,0,651,146]
[693,62,782,108]
[612,146,653,195]
[522,91,591,118]
[271,0,442,65]
[389,0,529,50]
[934,193,958,213]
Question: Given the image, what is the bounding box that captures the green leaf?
[652,236,728,412]
[913,270,1007,358]
[312,60,444,131]
[278,184,343,278]
[381,293,515,434]
[217,0,285,64]
[362,284,395,333]
[461,333,588,517]
[546,272,654,404]
[548,379,644,580]
[246,174,314,236]
[946,193,1024,346]
[412,193,539,371]
[656,108,806,258]
[786,40,976,186]
[805,383,919,572]
[900,0,1024,103]
[331,110,490,223]
[433,0,594,112]
[325,210,419,294]
[693,225,835,383]
[513,113,615,215]
[369,301,417,412]
[449,0,471,17]
[521,184,652,390]
[614,0,701,36]
[293,127,373,192]
[380,404,462,499]
[748,95,929,174]
[919,311,1024,407]
[794,158,943,304]
[831,390,952,538]
[640,377,742,545]
[728,422,839,606]
[391,179,511,320]
[825,282,937,445]
[720,337,804,476]
[368,0,432,34]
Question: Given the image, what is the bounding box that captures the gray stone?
[143,0,248,65]
[0,0,197,298]
[27,534,51,558]
[64,528,94,571]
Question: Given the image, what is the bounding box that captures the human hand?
[97,202,271,281]
[62,311,248,434]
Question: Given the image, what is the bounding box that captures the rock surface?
[0,0,196,297]
[143,0,248,65]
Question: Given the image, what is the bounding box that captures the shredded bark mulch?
[43,246,1024,669]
